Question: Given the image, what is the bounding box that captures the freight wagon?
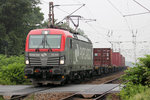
[93,48,125,75]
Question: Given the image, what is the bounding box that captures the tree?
[0,0,44,55]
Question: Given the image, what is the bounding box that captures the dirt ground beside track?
[34,92,74,100]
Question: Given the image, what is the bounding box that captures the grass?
[129,88,150,100]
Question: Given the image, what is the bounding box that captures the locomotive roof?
[28,28,92,43]
[28,28,73,37]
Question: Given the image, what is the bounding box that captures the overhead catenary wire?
[124,18,133,32]
[132,0,150,12]
[41,0,49,4]
[55,7,70,14]
[78,0,111,31]
[80,28,110,45]
[123,0,150,17]
[43,0,150,40]
[71,0,112,35]
[81,0,137,33]
[79,21,110,45]
[56,4,85,24]
[106,0,124,17]
[85,22,110,43]
[126,0,133,30]
[123,12,150,17]
[41,0,83,6]
[81,0,139,32]
[76,1,130,47]
[106,0,134,33]
[66,4,85,17]
[80,0,134,32]
[43,1,131,32]
[69,0,116,48]
[55,4,84,6]
[106,0,133,32]
[84,5,110,31]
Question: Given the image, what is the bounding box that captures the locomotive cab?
[25,29,73,85]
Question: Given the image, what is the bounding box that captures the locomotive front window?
[45,35,61,48]
[29,35,61,49]
[29,35,44,48]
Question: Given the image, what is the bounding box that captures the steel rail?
[102,76,121,84]
[61,76,121,100]
[93,84,121,100]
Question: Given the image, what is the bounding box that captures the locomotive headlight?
[60,56,65,65]
[26,60,29,64]
[42,30,50,34]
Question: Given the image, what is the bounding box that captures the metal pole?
[132,30,137,63]
[48,2,54,27]
[48,2,51,27]
[66,16,70,29]
[51,2,54,25]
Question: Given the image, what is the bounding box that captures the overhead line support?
[48,2,55,27]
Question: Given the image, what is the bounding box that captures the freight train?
[24,28,126,85]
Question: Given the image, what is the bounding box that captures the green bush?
[0,55,30,85]
[120,83,147,100]
[0,96,4,100]
[0,55,24,67]
[120,55,150,100]
[121,64,149,86]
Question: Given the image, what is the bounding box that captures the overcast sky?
[39,0,150,63]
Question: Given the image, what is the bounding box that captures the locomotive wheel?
[61,81,65,86]
[65,76,71,84]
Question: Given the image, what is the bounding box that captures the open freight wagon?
[93,48,125,75]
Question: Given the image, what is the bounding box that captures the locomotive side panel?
[72,39,93,71]
[63,37,73,74]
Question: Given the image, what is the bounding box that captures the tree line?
[0,0,86,56]
[0,0,44,56]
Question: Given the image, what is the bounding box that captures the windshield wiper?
[35,38,44,52]
[45,37,52,52]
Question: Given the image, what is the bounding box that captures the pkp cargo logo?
[41,53,47,57]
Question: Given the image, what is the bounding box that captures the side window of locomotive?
[70,39,72,49]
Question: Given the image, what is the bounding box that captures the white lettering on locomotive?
[74,44,91,63]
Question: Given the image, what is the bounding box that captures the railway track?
[81,71,124,85]
[1,71,124,100]
[61,77,121,100]
[92,84,120,100]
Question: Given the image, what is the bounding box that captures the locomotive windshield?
[29,35,61,49]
